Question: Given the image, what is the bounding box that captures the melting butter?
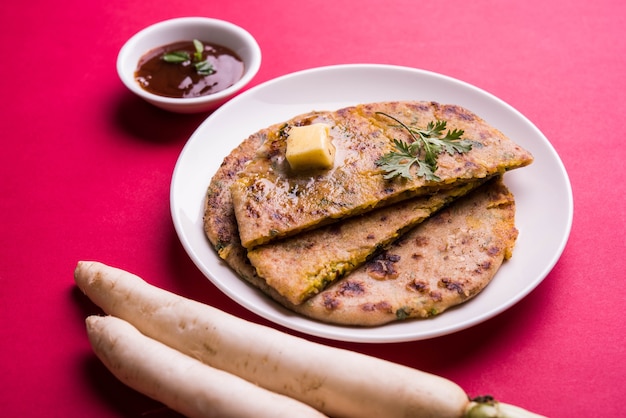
[286,123,335,171]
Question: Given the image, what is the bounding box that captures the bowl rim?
[116,16,262,107]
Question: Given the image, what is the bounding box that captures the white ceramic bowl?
[117,17,261,113]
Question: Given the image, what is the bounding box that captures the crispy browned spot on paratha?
[231,101,533,249]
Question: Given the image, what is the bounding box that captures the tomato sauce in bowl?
[135,40,244,99]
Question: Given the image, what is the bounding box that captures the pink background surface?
[1,0,625,416]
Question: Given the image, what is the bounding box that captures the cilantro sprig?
[161,39,215,76]
[375,112,473,181]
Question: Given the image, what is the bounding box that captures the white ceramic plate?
[170,64,573,343]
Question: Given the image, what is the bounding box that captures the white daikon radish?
[75,261,545,418]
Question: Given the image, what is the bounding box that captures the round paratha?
[204,102,521,326]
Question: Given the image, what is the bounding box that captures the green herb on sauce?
[375,112,473,181]
[161,39,215,76]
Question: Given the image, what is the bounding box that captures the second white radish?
[86,315,327,418]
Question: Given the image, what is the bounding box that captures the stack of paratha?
[203,101,533,326]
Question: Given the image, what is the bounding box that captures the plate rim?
[170,63,573,343]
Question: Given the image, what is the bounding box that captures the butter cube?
[286,123,335,171]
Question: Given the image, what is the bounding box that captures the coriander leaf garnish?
[194,59,215,76]
[376,139,439,181]
[161,39,215,76]
[375,112,473,181]
[162,51,190,63]
[192,39,204,61]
